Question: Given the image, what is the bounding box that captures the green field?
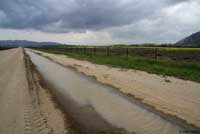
[57,45,200,51]
[39,49,200,83]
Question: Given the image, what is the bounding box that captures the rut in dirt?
[0,48,51,134]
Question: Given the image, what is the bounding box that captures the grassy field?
[40,49,200,83]
[57,45,200,51]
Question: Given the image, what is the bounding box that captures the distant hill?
[176,32,200,47]
[0,40,66,47]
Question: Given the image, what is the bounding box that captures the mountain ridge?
[0,40,66,47]
[176,32,200,47]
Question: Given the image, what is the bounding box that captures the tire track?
[0,48,70,134]
[24,49,52,134]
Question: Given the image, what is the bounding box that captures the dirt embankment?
[0,48,75,134]
[31,49,200,129]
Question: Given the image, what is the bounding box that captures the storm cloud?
[0,0,190,32]
[0,0,199,44]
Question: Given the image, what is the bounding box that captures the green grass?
[40,49,200,83]
[150,47,200,51]
[108,46,200,51]
[57,45,200,51]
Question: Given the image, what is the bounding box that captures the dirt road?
[0,48,74,134]
[0,48,27,134]
[31,49,200,130]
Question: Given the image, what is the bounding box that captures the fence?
[37,47,200,63]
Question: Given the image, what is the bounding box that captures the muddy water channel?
[26,50,193,134]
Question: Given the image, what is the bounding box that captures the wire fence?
[36,47,200,63]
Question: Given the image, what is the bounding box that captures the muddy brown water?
[26,50,194,134]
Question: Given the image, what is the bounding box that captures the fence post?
[126,48,129,58]
[84,47,86,54]
[155,48,158,60]
[93,47,96,55]
[77,47,79,53]
[89,48,92,55]
[107,47,110,56]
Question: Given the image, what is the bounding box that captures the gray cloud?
[0,0,199,44]
[167,0,190,4]
[0,0,187,33]
[109,0,200,43]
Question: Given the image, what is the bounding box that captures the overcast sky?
[0,0,199,45]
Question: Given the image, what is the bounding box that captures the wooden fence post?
[107,47,110,56]
[126,48,129,57]
[81,47,83,53]
[84,47,86,54]
[155,48,158,60]
[93,47,96,55]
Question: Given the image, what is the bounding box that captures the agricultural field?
[38,46,200,63]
